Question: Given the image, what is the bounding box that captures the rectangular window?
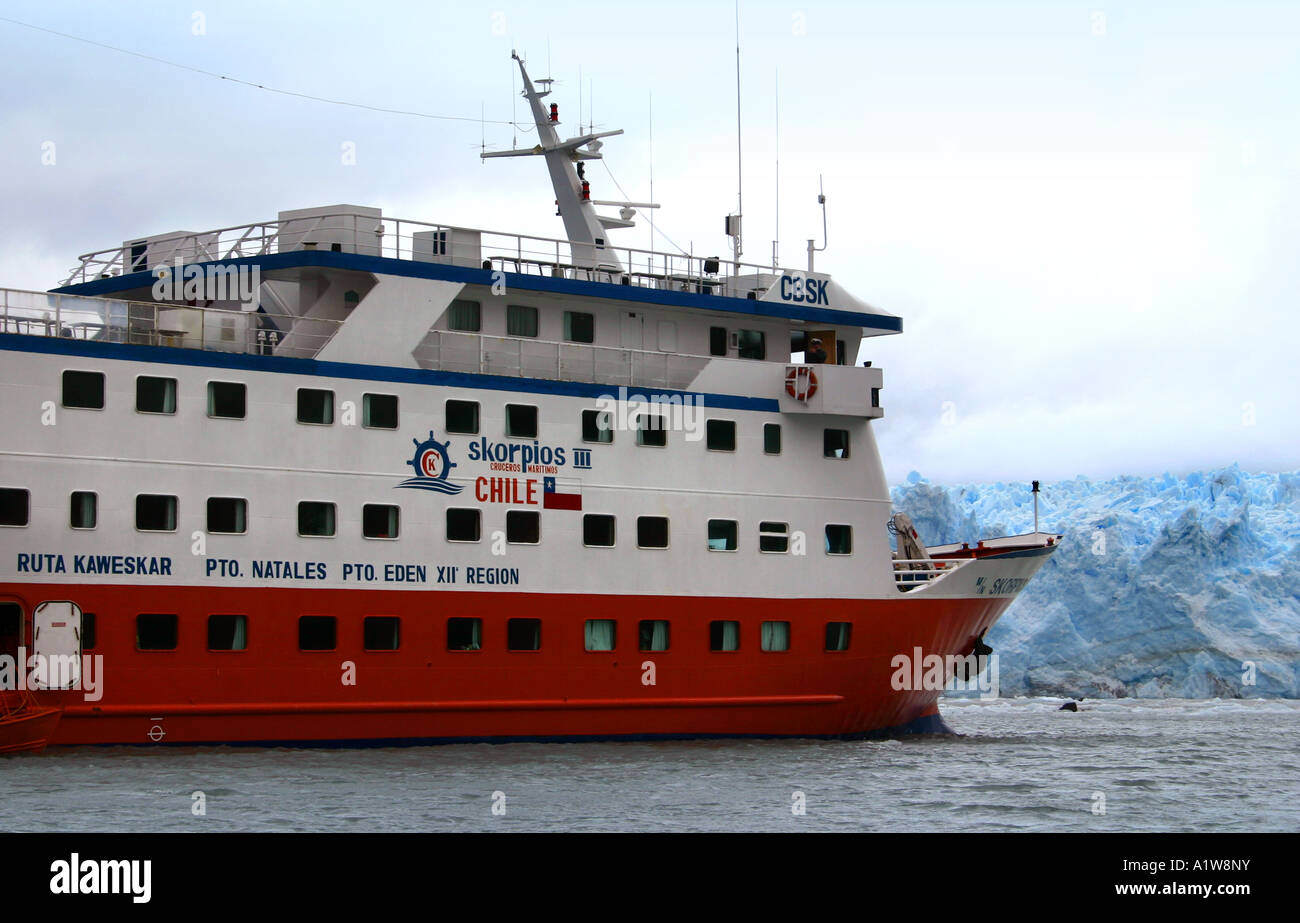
[761,621,791,652]
[446,508,481,542]
[81,612,96,651]
[447,617,482,651]
[297,388,334,425]
[298,501,336,537]
[825,622,852,652]
[824,429,851,459]
[136,376,177,414]
[584,620,617,651]
[637,414,666,447]
[136,613,178,651]
[446,399,480,435]
[505,404,538,438]
[0,488,30,527]
[207,614,248,651]
[507,618,541,651]
[507,304,539,337]
[826,524,853,555]
[583,514,615,547]
[706,419,736,452]
[70,491,97,530]
[564,311,594,343]
[364,616,401,651]
[707,519,737,551]
[207,381,246,419]
[759,521,789,554]
[363,504,399,539]
[448,299,481,332]
[639,620,670,652]
[62,370,104,409]
[710,620,740,652]
[136,494,178,532]
[737,329,766,360]
[637,516,669,549]
[298,615,336,651]
[764,423,782,455]
[363,393,398,429]
[837,339,847,366]
[207,497,247,534]
[709,326,728,356]
[582,409,613,443]
[506,510,540,544]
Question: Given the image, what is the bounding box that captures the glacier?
[890,466,1300,699]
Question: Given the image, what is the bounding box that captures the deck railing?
[892,557,970,590]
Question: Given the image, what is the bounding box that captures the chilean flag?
[543,477,582,510]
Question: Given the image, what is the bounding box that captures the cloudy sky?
[1,0,1295,485]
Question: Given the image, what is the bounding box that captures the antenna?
[773,67,779,270]
[806,174,828,271]
[648,90,655,257]
[728,0,744,273]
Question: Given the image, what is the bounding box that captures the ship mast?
[482,52,646,272]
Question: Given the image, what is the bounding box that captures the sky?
[0,0,1296,485]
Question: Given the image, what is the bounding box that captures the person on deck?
[806,337,827,364]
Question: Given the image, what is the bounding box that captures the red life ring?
[785,366,819,401]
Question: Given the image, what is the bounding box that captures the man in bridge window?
[806,337,827,364]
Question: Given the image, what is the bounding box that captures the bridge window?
[564,311,594,343]
[298,501,336,537]
[448,299,481,332]
[737,329,766,360]
[0,488,30,527]
[207,497,247,534]
[583,514,615,547]
[707,519,737,551]
[825,524,853,555]
[81,612,96,650]
[136,613,178,651]
[69,491,97,530]
[582,409,613,443]
[710,620,740,652]
[761,621,791,652]
[507,304,539,338]
[364,616,401,651]
[208,615,247,651]
[759,521,788,554]
[709,326,728,356]
[446,508,481,542]
[637,414,666,447]
[506,510,540,544]
[637,516,669,549]
[585,619,616,651]
[447,617,482,651]
[825,622,852,652]
[639,620,670,651]
[507,618,541,651]
[136,376,177,414]
[297,388,334,425]
[446,399,479,434]
[136,494,178,532]
[207,381,246,419]
[764,423,782,455]
[363,504,399,539]
[706,419,736,452]
[505,404,538,438]
[298,615,336,651]
[62,370,104,409]
[824,429,851,459]
[363,393,398,429]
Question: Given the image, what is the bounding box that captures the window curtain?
[585,620,615,651]
[720,621,738,651]
[231,616,247,651]
[762,621,790,652]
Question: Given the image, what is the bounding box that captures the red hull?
[2,582,1009,746]
[0,692,63,754]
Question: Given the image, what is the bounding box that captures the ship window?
[363,393,398,429]
[706,419,736,452]
[0,604,19,652]
[638,620,670,652]
[759,521,788,554]
[298,501,336,537]
[136,613,178,651]
[824,429,850,459]
[297,388,334,425]
[363,504,399,539]
[446,399,480,434]
[136,494,178,532]
[207,497,247,534]
[507,304,539,338]
[207,381,246,419]
[709,326,727,356]
[81,612,96,651]
[710,620,740,652]
[764,423,782,455]
[837,339,848,365]
[0,488,30,527]
[582,513,616,547]
[506,510,540,544]
[364,616,400,651]
[825,622,852,652]
[136,376,177,414]
[761,621,791,652]
[564,311,594,343]
[636,414,666,447]
[582,409,614,443]
[448,299,481,332]
[707,519,738,551]
[584,620,616,651]
[70,491,97,529]
[505,404,538,438]
[62,370,104,409]
[208,615,248,651]
[637,516,669,549]
[447,618,482,651]
[507,618,541,651]
[298,615,336,651]
[826,524,853,555]
[446,508,481,542]
[737,329,766,360]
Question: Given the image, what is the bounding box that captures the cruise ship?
[0,54,1059,748]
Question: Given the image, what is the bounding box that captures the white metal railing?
[892,557,970,590]
[61,213,793,297]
